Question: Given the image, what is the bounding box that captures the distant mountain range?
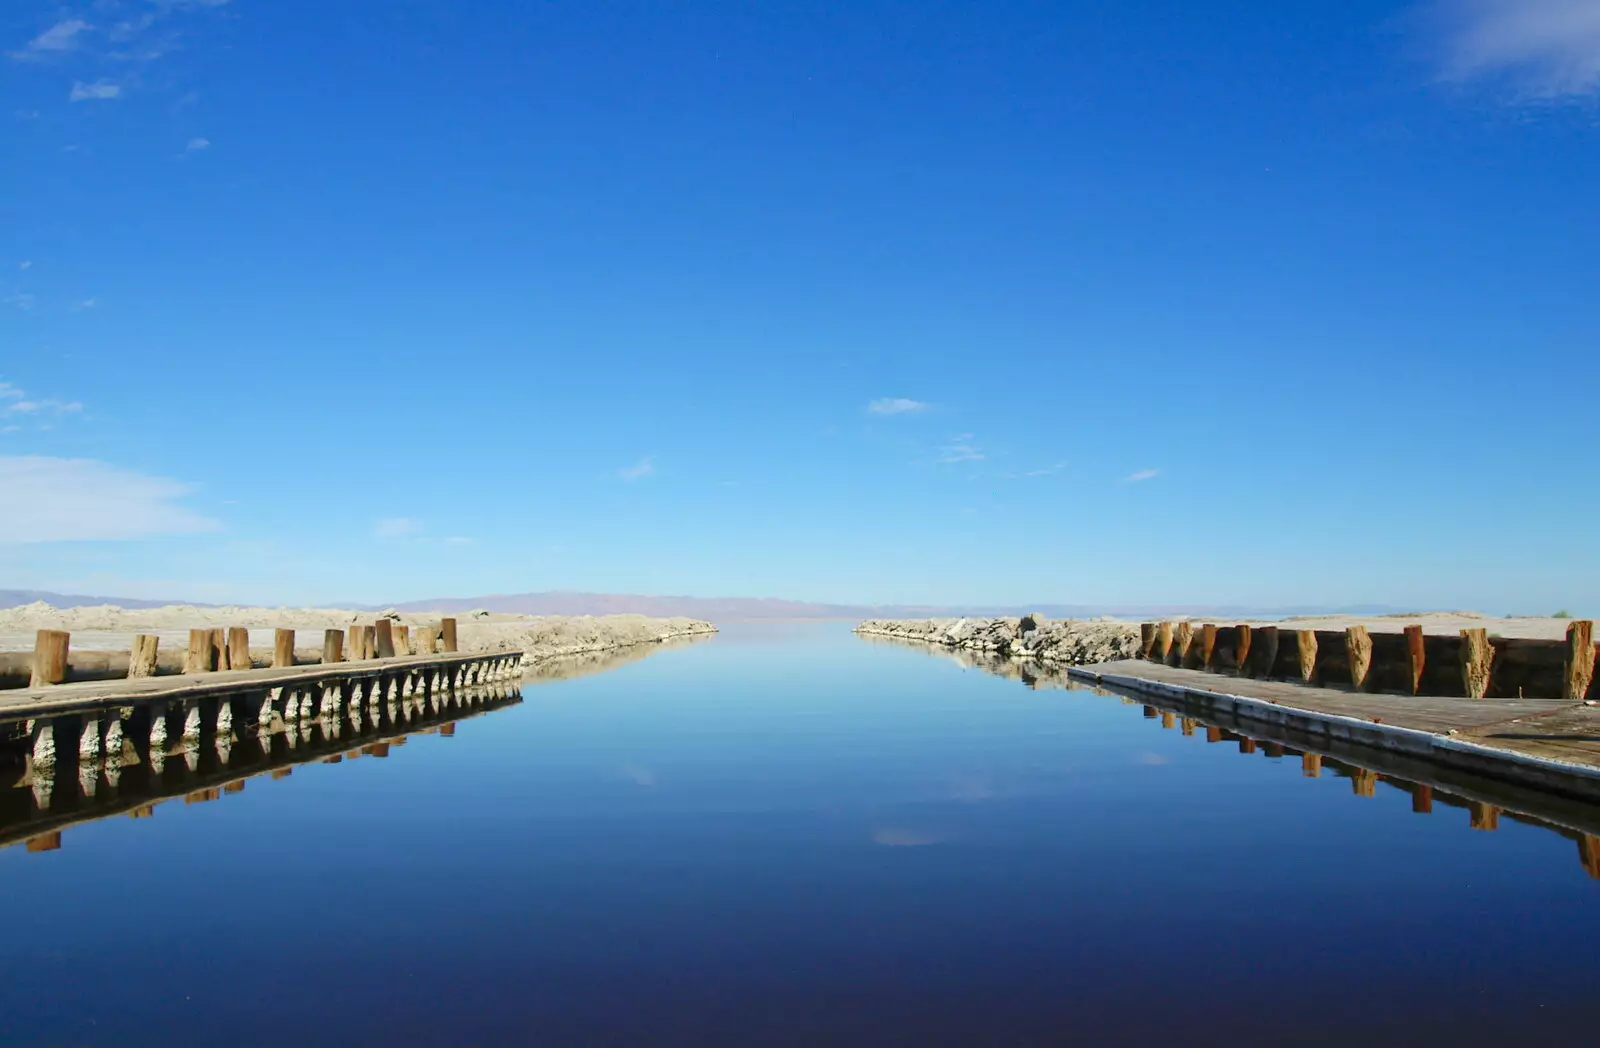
[2,587,1407,621]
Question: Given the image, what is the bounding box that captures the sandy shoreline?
[0,601,717,663]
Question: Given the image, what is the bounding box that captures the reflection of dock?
[861,634,1600,882]
[2,667,523,855]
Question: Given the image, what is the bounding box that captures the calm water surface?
[2,621,1597,1046]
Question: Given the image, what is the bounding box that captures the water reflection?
[862,634,1600,882]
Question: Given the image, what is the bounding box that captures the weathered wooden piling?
[1296,630,1317,682]
[1412,785,1433,813]
[322,629,344,665]
[1140,623,1156,659]
[210,628,228,670]
[1155,621,1173,662]
[1404,625,1426,695]
[1565,620,1595,702]
[129,634,159,678]
[1172,622,1193,667]
[394,624,412,656]
[1199,624,1218,671]
[228,627,251,672]
[375,619,396,659]
[1469,801,1500,831]
[441,618,459,653]
[1234,625,1252,677]
[1302,752,1322,778]
[1346,626,1373,692]
[1253,626,1279,679]
[1461,628,1493,700]
[417,626,439,654]
[31,629,71,687]
[185,629,213,674]
[274,629,296,669]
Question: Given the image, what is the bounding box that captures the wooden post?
[185,628,213,674]
[30,629,70,687]
[1140,623,1156,659]
[1234,625,1252,676]
[441,618,458,653]
[1173,622,1193,666]
[273,628,296,668]
[1564,620,1595,702]
[363,624,378,659]
[1346,626,1373,692]
[1154,621,1173,662]
[228,627,251,671]
[323,629,344,665]
[129,634,159,678]
[1301,752,1321,778]
[1255,626,1279,679]
[417,626,439,654]
[1199,624,1218,670]
[1404,625,1426,696]
[1297,630,1317,682]
[1461,628,1493,700]
[395,624,412,656]
[210,628,229,671]
[375,619,396,659]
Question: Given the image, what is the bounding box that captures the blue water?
[1,621,1596,1046]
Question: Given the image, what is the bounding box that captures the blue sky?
[3,0,1599,611]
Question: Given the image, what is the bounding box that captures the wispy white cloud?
[72,298,97,311]
[1121,469,1160,484]
[5,292,36,310]
[618,456,655,481]
[10,19,92,59]
[1023,461,1068,477]
[17,261,31,270]
[1432,0,1600,97]
[868,397,929,416]
[0,456,219,542]
[0,381,83,421]
[184,137,210,152]
[374,517,423,539]
[70,79,121,101]
[937,439,984,463]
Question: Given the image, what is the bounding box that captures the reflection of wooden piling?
[439,722,456,737]
[1205,725,1222,743]
[129,805,155,818]
[375,619,396,659]
[271,768,293,779]
[1578,835,1600,880]
[184,788,220,804]
[1469,801,1500,831]
[26,832,62,852]
[130,634,159,678]
[1405,625,1426,695]
[1180,717,1195,736]
[1142,705,1158,719]
[32,629,70,687]
[1412,785,1433,813]
[1461,629,1493,699]
[1346,626,1373,692]
[1160,711,1176,729]
[322,629,344,665]
[1297,630,1317,682]
[1351,769,1377,797]
[1564,620,1595,701]
[274,628,295,668]
[1301,752,1322,778]
[441,618,458,653]
[1238,737,1257,754]
[224,781,245,794]
[227,627,251,671]
[1263,742,1285,758]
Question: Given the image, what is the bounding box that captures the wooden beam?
[1565,620,1595,702]
[1461,628,1493,700]
[441,618,458,653]
[273,628,296,668]
[1346,626,1373,692]
[227,627,251,671]
[1297,630,1317,682]
[1404,625,1426,696]
[322,628,345,665]
[129,634,159,678]
[30,629,70,687]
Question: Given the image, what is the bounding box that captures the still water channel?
[1,621,1596,1046]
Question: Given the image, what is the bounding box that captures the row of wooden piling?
[26,617,462,688]
[1137,619,1598,701]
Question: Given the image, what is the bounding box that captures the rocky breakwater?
[855,615,1140,666]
